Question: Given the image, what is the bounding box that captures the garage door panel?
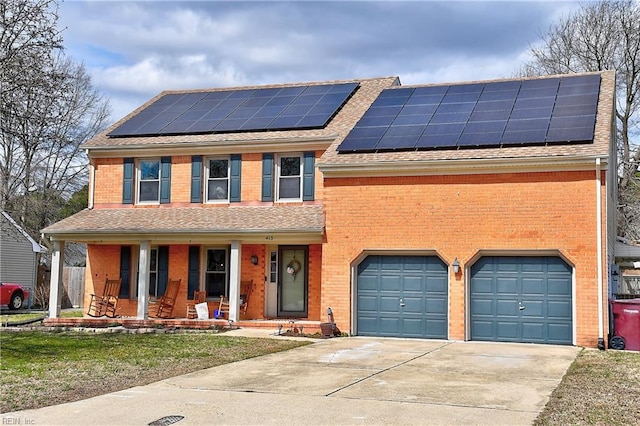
[380,275,402,291]
[522,278,544,296]
[426,276,447,293]
[497,278,518,294]
[472,277,493,294]
[522,322,544,340]
[426,297,447,315]
[547,300,571,318]
[496,299,518,316]
[496,322,519,339]
[357,295,378,312]
[471,256,572,345]
[472,299,493,315]
[522,300,544,317]
[403,276,423,292]
[356,255,447,339]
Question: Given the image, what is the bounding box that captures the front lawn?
[535,349,640,425]
[0,331,309,413]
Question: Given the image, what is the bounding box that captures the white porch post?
[137,241,151,319]
[48,241,65,319]
[228,240,242,322]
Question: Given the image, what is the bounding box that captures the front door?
[278,246,308,317]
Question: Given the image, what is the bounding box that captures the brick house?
[43,71,616,347]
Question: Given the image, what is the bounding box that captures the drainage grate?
[148,415,184,426]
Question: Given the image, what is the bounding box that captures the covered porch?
[42,205,326,327]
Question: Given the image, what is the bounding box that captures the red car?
[0,283,30,310]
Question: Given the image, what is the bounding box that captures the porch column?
[228,240,241,321]
[48,241,65,319]
[137,241,151,319]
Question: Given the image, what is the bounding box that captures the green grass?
[0,331,309,413]
[535,349,640,425]
[0,310,82,326]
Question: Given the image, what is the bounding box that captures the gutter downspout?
[596,158,605,350]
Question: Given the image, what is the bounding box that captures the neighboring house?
[42,71,616,348]
[1,211,46,306]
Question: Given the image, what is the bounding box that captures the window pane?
[139,181,159,202]
[279,176,300,199]
[280,157,300,176]
[140,160,159,179]
[149,272,158,297]
[209,159,228,178]
[206,274,226,298]
[207,249,226,272]
[207,179,228,200]
[150,249,157,270]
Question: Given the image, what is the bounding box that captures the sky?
[58,1,584,124]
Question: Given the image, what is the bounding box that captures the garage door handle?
[519,302,525,311]
[400,299,406,307]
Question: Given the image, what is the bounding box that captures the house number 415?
[265,236,274,240]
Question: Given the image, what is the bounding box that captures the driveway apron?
[1,337,579,425]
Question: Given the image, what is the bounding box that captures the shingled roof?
[42,205,324,240]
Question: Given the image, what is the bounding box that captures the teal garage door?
[357,255,448,338]
[470,256,573,345]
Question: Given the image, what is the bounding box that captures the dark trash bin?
[609,298,640,351]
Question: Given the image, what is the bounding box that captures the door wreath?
[286,258,302,280]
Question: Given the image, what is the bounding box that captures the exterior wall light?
[452,258,460,274]
[251,255,259,265]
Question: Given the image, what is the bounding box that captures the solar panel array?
[108,82,360,137]
[337,75,600,153]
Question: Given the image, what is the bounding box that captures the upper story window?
[137,159,161,203]
[123,157,171,205]
[206,157,229,202]
[277,154,302,201]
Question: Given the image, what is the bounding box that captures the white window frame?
[136,158,161,204]
[205,156,230,203]
[276,153,303,201]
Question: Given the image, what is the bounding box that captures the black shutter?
[122,158,134,204]
[160,156,171,204]
[119,246,131,298]
[157,246,169,297]
[303,152,315,201]
[191,155,202,203]
[188,246,200,299]
[262,153,274,202]
[230,154,241,202]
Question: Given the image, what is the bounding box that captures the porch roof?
[41,205,324,241]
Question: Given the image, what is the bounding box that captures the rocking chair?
[151,278,181,319]
[186,290,207,319]
[87,278,122,318]
[217,280,253,319]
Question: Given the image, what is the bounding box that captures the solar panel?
[108,82,359,137]
[337,74,601,153]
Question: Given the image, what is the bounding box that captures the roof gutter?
[83,135,337,158]
[319,154,610,177]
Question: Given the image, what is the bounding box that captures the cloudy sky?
[58,1,583,124]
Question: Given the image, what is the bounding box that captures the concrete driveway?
[2,335,579,425]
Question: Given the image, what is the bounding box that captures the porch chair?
[217,280,253,319]
[186,290,207,319]
[151,278,181,319]
[87,278,122,318]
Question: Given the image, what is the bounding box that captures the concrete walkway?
[2,332,579,425]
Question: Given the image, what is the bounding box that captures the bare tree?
[1,0,110,244]
[520,0,640,239]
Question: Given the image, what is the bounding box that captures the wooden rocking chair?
[217,280,253,319]
[186,290,207,319]
[151,278,181,319]
[87,278,122,318]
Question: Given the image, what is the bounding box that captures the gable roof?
[1,211,46,253]
[318,71,615,175]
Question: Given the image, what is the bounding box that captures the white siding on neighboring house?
[0,212,46,306]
